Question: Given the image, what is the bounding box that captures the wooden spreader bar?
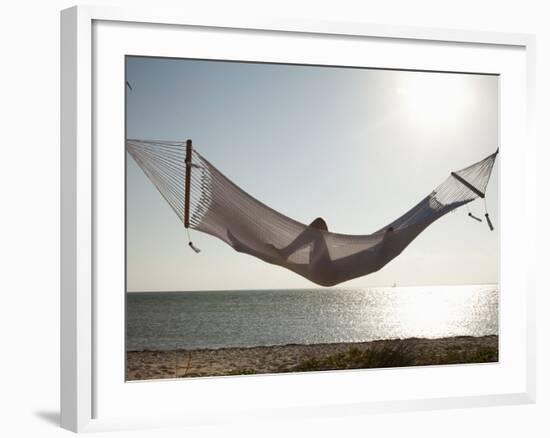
[184,139,192,228]
[450,171,485,198]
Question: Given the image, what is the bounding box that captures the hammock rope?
[126,139,498,287]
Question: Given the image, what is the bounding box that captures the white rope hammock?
[127,139,498,286]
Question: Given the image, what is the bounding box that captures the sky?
[126,56,499,292]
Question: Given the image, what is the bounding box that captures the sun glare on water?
[377,284,498,339]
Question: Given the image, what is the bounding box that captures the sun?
[395,72,473,130]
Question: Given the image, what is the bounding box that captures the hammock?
[126,139,498,286]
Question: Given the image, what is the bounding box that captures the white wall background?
[0,0,547,437]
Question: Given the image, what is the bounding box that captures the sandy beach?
[126,335,497,380]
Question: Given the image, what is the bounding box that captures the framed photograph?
[61,5,536,433]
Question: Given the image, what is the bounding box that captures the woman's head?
[309,217,328,231]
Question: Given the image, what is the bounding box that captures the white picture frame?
[60,5,536,433]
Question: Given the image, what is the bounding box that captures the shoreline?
[127,335,498,380]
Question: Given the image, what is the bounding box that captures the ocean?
[126,284,498,351]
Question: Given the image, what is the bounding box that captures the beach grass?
[290,341,416,372]
[291,339,497,373]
